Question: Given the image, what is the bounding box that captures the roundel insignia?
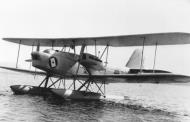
[49,57,58,68]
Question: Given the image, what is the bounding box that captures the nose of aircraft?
[31,52,40,60]
[31,51,50,70]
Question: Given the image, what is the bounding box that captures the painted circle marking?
[49,57,57,68]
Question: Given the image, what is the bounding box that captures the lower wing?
[82,74,190,83]
[0,66,190,83]
[0,66,46,76]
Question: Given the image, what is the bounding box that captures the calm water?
[0,69,190,122]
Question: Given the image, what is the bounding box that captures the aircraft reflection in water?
[1,32,190,100]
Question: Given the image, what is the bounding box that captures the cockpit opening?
[82,53,102,62]
[43,49,58,54]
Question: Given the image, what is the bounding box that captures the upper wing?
[3,32,190,47]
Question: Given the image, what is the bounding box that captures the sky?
[0,0,190,75]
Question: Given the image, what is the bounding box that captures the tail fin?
[126,49,145,69]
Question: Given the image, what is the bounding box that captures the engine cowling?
[80,53,105,74]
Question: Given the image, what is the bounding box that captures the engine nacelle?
[80,53,105,73]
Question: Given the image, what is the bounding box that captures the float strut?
[73,79,76,90]
[104,81,106,98]
[48,78,62,88]
[77,80,89,91]
[86,82,91,91]
[38,75,49,87]
[63,77,66,89]
[94,82,104,96]
[38,77,47,87]
[44,76,49,88]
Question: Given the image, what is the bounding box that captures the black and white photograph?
[0,0,190,121]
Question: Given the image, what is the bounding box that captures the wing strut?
[140,37,145,73]
[153,41,158,73]
[100,45,109,59]
[94,40,97,56]
[29,43,34,69]
[51,40,55,49]
[105,45,109,67]
[16,40,21,68]
[36,41,40,51]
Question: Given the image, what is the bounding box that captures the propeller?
[72,45,86,90]
[25,59,32,62]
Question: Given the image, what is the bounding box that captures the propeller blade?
[25,59,32,62]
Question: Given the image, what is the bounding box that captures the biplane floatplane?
[1,32,190,100]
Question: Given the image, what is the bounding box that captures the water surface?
[0,69,190,122]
